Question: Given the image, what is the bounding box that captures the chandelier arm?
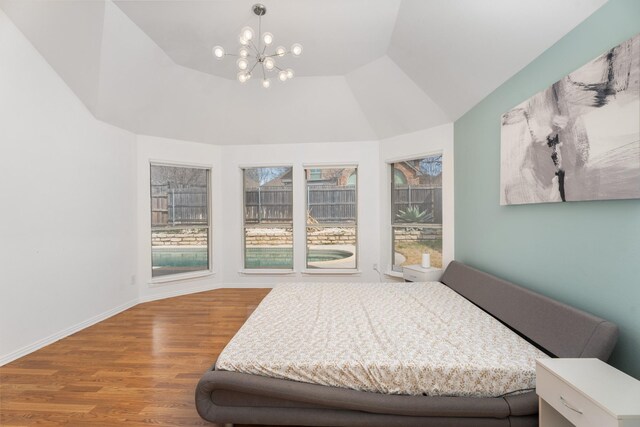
[264,51,291,58]
[261,62,266,80]
[248,39,261,56]
[248,60,260,75]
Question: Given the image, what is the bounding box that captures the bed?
[196,261,618,426]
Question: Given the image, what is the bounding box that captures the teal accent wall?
[454,0,640,378]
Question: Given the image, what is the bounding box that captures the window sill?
[239,269,296,275]
[149,270,216,286]
[302,269,361,275]
[384,270,404,279]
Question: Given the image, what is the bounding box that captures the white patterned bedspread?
[215,281,548,397]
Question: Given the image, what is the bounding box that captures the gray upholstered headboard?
[440,261,618,360]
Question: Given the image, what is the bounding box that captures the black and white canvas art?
[500,33,640,205]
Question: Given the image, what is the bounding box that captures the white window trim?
[304,165,359,271]
[302,162,359,169]
[388,153,444,273]
[239,269,296,275]
[241,166,295,273]
[149,159,213,169]
[384,149,444,165]
[302,269,361,275]
[149,162,214,282]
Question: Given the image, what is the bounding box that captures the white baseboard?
[0,298,138,366]
[138,283,221,303]
[219,282,274,288]
[1,285,221,366]
[0,284,275,367]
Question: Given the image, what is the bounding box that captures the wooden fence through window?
[151,186,208,227]
[151,184,442,226]
[392,185,443,224]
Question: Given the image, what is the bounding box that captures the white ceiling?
[114,0,402,78]
[0,0,608,145]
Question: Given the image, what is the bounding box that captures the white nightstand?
[402,265,443,282]
[536,358,640,427]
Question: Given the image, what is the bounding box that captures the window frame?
[303,165,359,273]
[149,161,213,283]
[390,153,443,273]
[240,165,295,273]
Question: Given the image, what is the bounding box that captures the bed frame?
[195,261,618,426]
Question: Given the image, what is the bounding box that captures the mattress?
[215,281,549,398]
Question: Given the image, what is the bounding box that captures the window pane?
[243,167,293,269]
[306,226,356,269]
[310,169,322,181]
[150,164,210,278]
[392,156,442,225]
[306,167,357,269]
[152,228,209,277]
[244,226,293,269]
[392,155,442,271]
[151,165,208,226]
[392,226,442,269]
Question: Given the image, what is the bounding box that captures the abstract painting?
[501,33,640,205]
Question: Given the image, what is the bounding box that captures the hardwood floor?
[0,289,273,426]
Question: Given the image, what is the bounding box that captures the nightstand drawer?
[402,265,443,282]
[537,363,617,427]
[403,269,423,282]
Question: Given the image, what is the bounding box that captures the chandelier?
[212,3,303,88]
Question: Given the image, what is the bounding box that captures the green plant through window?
[391,155,443,271]
[395,206,434,223]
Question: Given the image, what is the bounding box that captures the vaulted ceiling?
[0,0,607,144]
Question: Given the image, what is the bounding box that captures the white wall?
[135,135,222,301]
[379,123,455,276]
[0,9,137,364]
[220,141,382,285]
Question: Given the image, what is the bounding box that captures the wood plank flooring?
[0,289,276,426]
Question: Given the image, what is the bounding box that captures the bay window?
[391,155,443,271]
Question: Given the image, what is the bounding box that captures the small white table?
[536,358,640,427]
[402,264,443,282]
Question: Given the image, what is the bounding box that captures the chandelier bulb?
[275,46,286,57]
[262,32,274,46]
[237,71,248,83]
[241,26,254,41]
[239,35,249,46]
[286,68,294,79]
[237,58,249,70]
[264,57,275,70]
[278,70,288,82]
[291,43,303,57]
[262,78,271,89]
[239,47,249,58]
[212,46,225,59]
